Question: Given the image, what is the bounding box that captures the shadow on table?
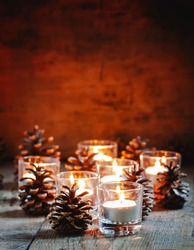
[0,208,46,219]
[1,181,17,191]
[36,228,102,239]
[0,209,27,218]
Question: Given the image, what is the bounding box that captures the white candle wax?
[145,165,166,185]
[100,175,124,183]
[70,175,94,201]
[103,200,137,223]
[93,153,112,161]
[76,188,93,201]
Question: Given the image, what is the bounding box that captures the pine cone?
[49,184,93,234]
[121,136,150,163]
[65,149,97,172]
[19,162,56,215]
[122,166,154,219]
[14,125,61,181]
[154,162,190,209]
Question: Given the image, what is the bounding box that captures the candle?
[101,175,124,183]
[100,159,125,183]
[103,189,137,223]
[70,174,93,200]
[145,159,167,185]
[77,140,118,159]
[98,181,143,236]
[93,150,112,161]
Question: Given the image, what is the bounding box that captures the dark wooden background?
[0,0,194,161]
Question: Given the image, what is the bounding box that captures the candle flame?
[161,156,166,164]
[120,193,125,202]
[116,185,125,202]
[155,160,161,169]
[70,174,74,185]
[93,147,99,154]
[113,160,122,176]
[116,185,120,193]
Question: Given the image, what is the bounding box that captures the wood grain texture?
[0,162,193,250]
[0,162,45,250]
[29,176,194,250]
[0,0,194,161]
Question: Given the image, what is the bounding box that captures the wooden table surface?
[0,161,193,250]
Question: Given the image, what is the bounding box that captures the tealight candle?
[145,160,167,185]
[70,175,94,200]
[93,152,113,161]
[56,171,99,216]
[101,175,124,183]
[140,150,181,185]
[18,156,60,215]
[103,192,137,223]
[97,158,139,183]
[77,140,118,160]
[98,181,143,236]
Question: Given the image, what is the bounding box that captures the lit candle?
[103,187,137,223]
[100,160,125,183]
[70,174,93,200]
[93,148,112,161]
[101,175,124,183]
[145,159,167,185]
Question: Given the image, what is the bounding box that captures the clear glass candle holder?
[77,140,118,161]
[140,150,181,185]
[98,181,143,236]
[56,171,99,217]
[97,158,139,183]
[18,156,60,215]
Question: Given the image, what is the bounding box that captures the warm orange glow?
[78,178,85,190]
[113,160,122,176]
[116,185,125,201]
[70,174,74,185]
[116,185,120,193]
[120,193,125,201]
[93,151,112,161]
[93,147,99,154]
[155,160,161,168]
[161,156,166,164]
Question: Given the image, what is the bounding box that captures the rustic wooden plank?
[0,162,46,250]
[0,162,193,249]
[29,167,194,250]
[1,1,194,160]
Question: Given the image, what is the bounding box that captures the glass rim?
[98,181,143,192]
[19,155,60,165]
[97,158,139,166]
[78,139,117,148]
[140,150,181,159]
[56,170,99,180]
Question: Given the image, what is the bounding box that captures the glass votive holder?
[18,156,60,215]
[98,181,143,236]
[140,150,181,185]
[77,140,118,161]
[97,158,139,183]
[55,171,99,217]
